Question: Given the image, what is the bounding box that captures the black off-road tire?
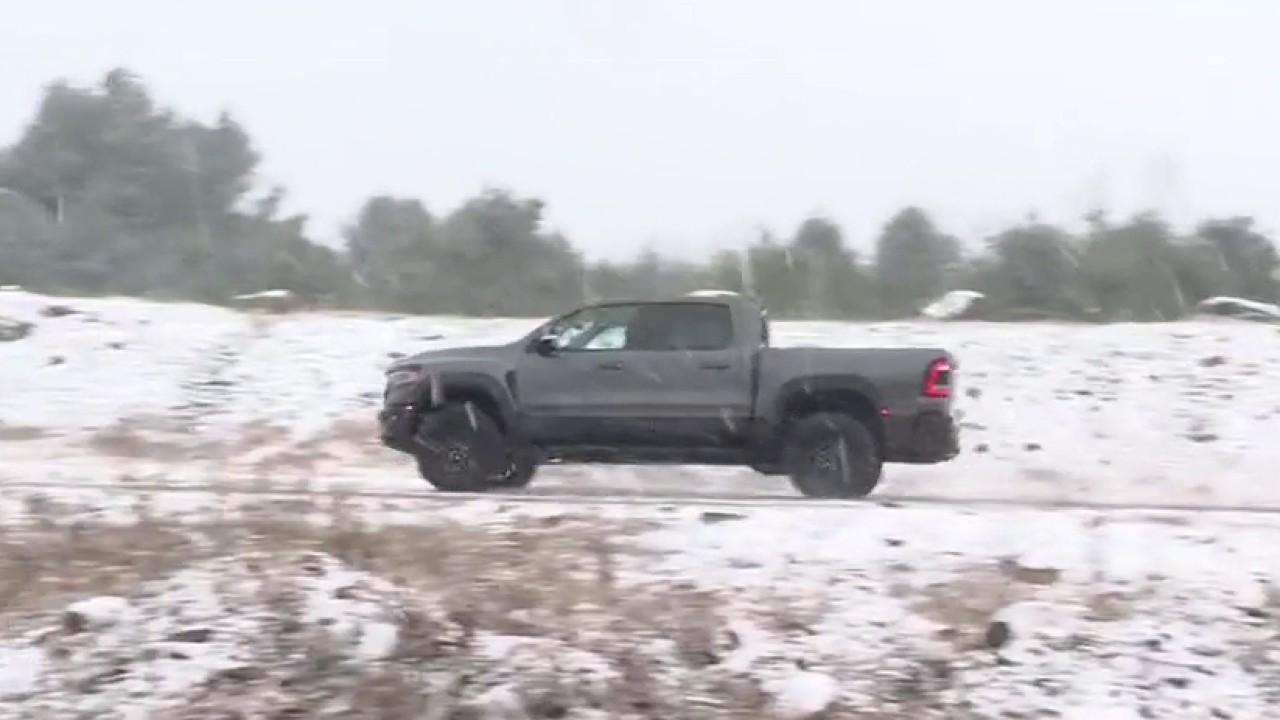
[413,402,510,492]
[784,412,882,499]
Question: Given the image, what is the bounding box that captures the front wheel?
[413,402,509,492]
[490,446,539,489]
[784,412,882,499]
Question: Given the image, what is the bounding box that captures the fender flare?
[771,374,884,420]
[414,370,520,436]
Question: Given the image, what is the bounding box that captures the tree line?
[3,70,1277,320]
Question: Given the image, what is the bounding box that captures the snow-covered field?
[2,288,1279,506]
[3,289,1280,718]
[3,496,1279,718]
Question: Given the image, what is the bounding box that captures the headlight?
[386,366,422,386]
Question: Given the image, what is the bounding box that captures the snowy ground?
[3,289,1280,718]
[2,496,1279,718]
[2,289,1279,506]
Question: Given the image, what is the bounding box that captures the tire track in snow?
[4,479,1280,517]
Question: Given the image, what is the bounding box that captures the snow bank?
[920,289,986,320]
[1196,295,1280,322]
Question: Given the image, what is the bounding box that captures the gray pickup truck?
[378,292,958,498]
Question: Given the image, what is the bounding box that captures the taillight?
[923,358,953,398]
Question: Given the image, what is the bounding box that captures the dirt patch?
[910,565,1023,649]
[0,507,660,629]
[250,415,389,474]
[0,509,762,718]
[0,522,198,617]
[998,556,1062,585]
[84,416,295,463]
[1084,590,1135,622]
[86,416,209,461]
[0,422,48,441]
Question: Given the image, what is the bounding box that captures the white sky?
[3,0,1279,260]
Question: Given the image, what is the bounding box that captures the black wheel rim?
[809,436,847,485]
[444,443,472,474]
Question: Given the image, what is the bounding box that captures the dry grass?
[80,413,390,477]
[0,520,197,617]
[0,502,784,718]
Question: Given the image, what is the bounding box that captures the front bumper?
[378,403,420,454]
[884,410,959,464]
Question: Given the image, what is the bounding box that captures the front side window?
[544,302,735,352]
[548,304,638,351]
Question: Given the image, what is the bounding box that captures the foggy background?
[2,0,1278,320]
[4,0,1279,260]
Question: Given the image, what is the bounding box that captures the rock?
[1024,442,1042,451]
[63,596,132,633]
[770,669,839,719]
[166,628,214,643]
[40,304,79,318]
[973,443,990,454]
[47,356,65,366]
[984,620,1012,649]
[0,316,33,342]
[107,341,126,350]
[700,511,745,524]
[965,387,982,399]
[1188,433,1219,443]
[1199,355,1228,368]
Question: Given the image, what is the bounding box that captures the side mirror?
[533,335,560,357]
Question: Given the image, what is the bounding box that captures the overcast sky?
[3,0,1278,260]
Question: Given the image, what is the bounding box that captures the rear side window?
[626,303,734,351]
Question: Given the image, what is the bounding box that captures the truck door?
[602,301,752,446]
[514,303,638,444]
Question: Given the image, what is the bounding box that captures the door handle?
[597,361,624,370]
[700,361,731,370]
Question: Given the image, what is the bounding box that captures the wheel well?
[782,389,883,451]
[443,387,507,435]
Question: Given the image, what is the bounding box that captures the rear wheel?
[784,412,882,499]
[413,402,509,492]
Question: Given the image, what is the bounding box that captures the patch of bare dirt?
[0,422,48,441]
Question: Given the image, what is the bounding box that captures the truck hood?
[390,342,518,370]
